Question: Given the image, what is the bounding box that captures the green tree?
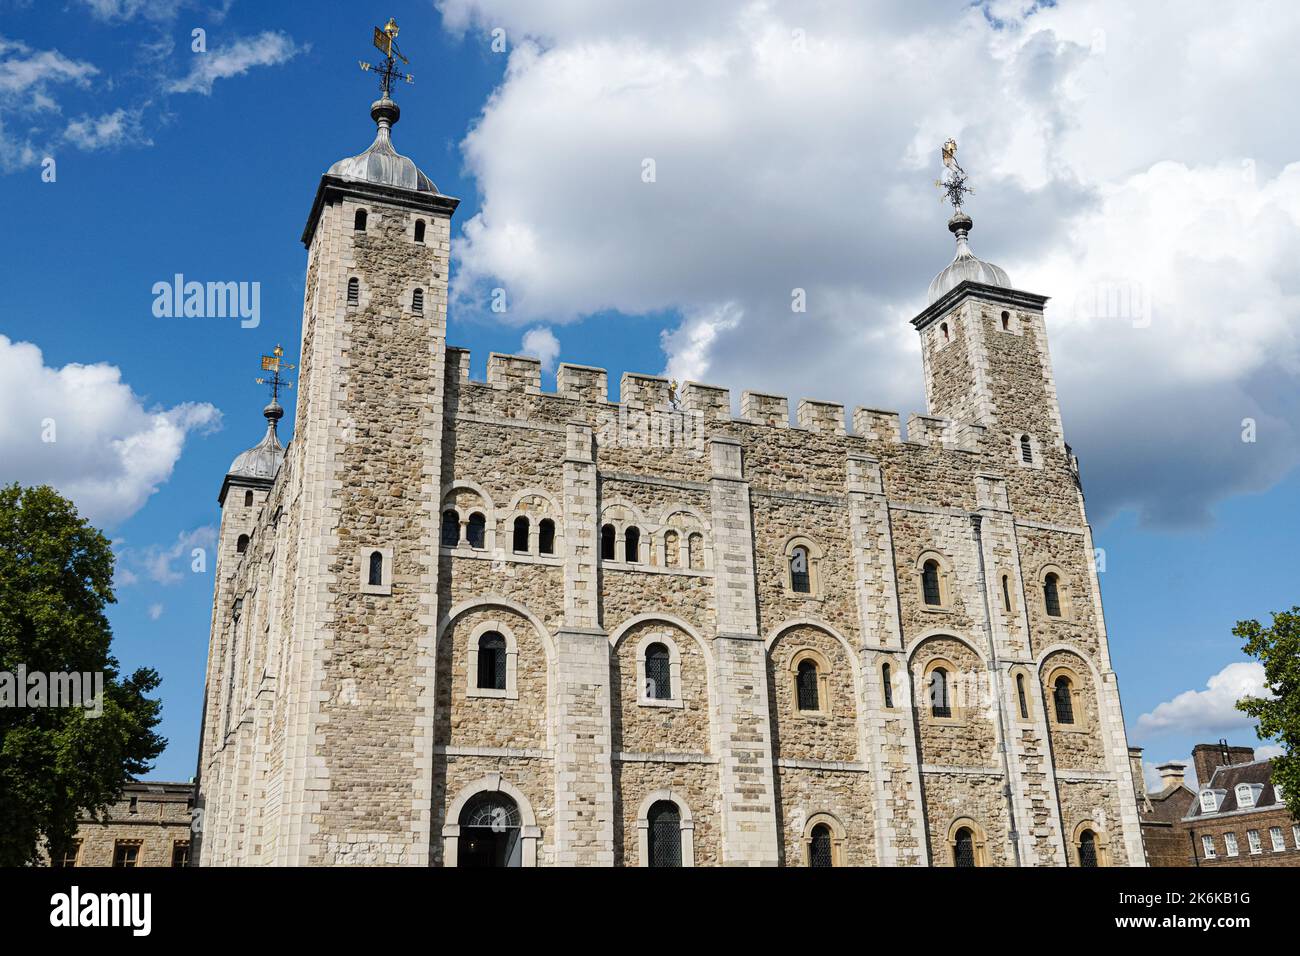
[0,484,165,866]
[1236,606,1300,821]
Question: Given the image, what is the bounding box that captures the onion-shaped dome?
[325,95,436,193]
[926,212,1010,304]
[226,401,285,481]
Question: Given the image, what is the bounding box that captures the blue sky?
[1,0,1296,786]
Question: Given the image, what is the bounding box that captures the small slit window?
[600,524,616,561]
[441,509,460,547]
[476,631,507,691]
[940,321,950,343]
[1016,673,1029,719]
[1053,675,1075,725]
[1020,435,1033,464]
[347,277,360,307]
[796,659,820,712]
[921,560,942,606]
[466,512,486,549]
[1001,310,1010,330]
[882,663,894,709]
[513,516,529,553]
[243,490,253,507]
[1001,574,1012,612]
[412,288,424,314]
[790,546,810,593]
[236,534,249,554]
[1044,573,1062,617]
[929,667,951,718]
[367,550,384,587]
[354,209,367,231]
[413,219,426,243]
[538,519,555,555]
[624,526,640,563]
[644,642,671,701]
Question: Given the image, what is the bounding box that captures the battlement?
[444,346,991,454]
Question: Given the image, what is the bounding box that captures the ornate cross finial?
[935,137,974,211]
[359,17,414,98]
[255,345,295,404]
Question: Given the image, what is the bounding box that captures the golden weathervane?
[255,345,295,404]
[360,17,414,97]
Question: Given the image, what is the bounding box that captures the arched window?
[412,288,424,313]
[647,801,682,868]
[809,824,834,868]
[1001,310,1010,330]
[1020,435,1033,463]
[953,827,976,867]
[882,663,894,709]
[1016,673,1029,719]
[796,659,820,711]
[236,534,249,554]
[367,550,383,587]
[441,509,460,547]
[457,792,522,867]
[538,519,555,555]
[929,666,951,718]
[477,631,507,691]
[243,490,253,507]
[347,277,360,307]
[940,321,950,342]
[790,546,810,593]
[466,512,486,549]
[664,530,680,568]
[1001,573,1012,612]
[624,526,640,563]
[1078,828,1098,868]
[687,532,703,570]
[1053,675,1075,724]
[600,524,616,561]
[413,219,426,243]
[1043,572,1062,617]
[512,515,529,553]
[644,642,671,701]
[922,559,942,606]
[354,209,367,231]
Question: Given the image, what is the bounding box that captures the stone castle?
[194,78,1145,867]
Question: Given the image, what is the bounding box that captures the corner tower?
[278,66,459,863]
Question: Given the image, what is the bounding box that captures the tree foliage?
[1236,606,1300,821]
[0,484,166,866]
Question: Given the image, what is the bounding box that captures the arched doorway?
[457,792,523,867]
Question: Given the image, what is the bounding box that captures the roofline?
[302,174,461,248]
[218,472,276,507]
[911,281,1050,331]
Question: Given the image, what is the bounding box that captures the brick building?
[1183,743,1299,867]
[52,781,194,868]
[194,77,1145,866]
[1133,755,1197,867]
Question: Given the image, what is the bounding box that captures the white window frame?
[635,632,683,709]
[1292,825,1300,849]
[359,546,393,596]
[465,621,519,700]
[1236,783,1261,808]
[1247,829,1262,855]
[1201,835,1216,859]
[1270,827,1285,852]
[1199,789,1220,813]
[1224,832,1239,857]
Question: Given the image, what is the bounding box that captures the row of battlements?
[446,348,988,453]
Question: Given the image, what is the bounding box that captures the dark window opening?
[1001,310,1010,330]
[1078,829,1098,867]
[354,209,367,231]
[467,512,486,549]
[539,519,555,555]
[953,828,976,867]
[600,524,616,561]
[414,219,426,243]
[347,277,360,307]
[477,631,507,690]
[1001,574,1012,612]
[645,642,671,700]
[513,515,529,553]
[790,546,811,593]
[1044,573,1062,617]
[796,659,820,711]
[236,534,249,554]
[930,667,951,718]
[922,559,942,606]
[1020,435,1033,463]
[171,842,190,868]
[647,801,682,867]
[1016,673,1029,719]
[243,490,253,507]
[1053,675,1075,724]
[367,550,384,587]
[412,288,424,313]
[113,842,140,868]
[624,526,640,563]
[441,509,460,547]
[809,824,834,868]
[882,663,894,709]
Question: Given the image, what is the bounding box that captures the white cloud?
[63,107,149,150]
[147,602,164,621]
[437,0,1300,525]
[0,36,98,98]
[520,326,560,372]
[0,336,221,528]
[167,31,305,95]
[77,0,185,21]
[1135,662,1269,738]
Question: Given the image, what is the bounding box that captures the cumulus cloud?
[167,31,305,95]
[520,326,561,372]
[1135,662,1269,738]
[0,336,220,527]
[437,0,1300,525]
[77,0,186,21]
[63,107,149,150]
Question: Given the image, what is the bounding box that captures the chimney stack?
[1156,762,1187,791]
[1192,741,1256,786]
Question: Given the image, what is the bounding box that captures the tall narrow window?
[171,841,190,867]
[513,516,529,553]
[467,512,486,549]
[1078,829,1098,867]
[953,828,976,867]
[929,667,951,718]
[624,526,640,563]
[1001,310,1010,330]
[688,532,703,570]
[412,288,424,313]
[1016,673,1029,719]
[414,218,426,243]
[236,534,249,554]
[600,524,616,561]
[354,209,367,231]
[367,550,383,587]
[882,663,894,709]
[940,321,950,342]
[922,560,942,606]
[538,519,555,555]
[477,631,506,691]
[1020,435,1033,463]
[1053,675,1075,724]
[790,546,810,593]
[347,277,360,306]
[1043,573,1062,617]
[644,642,671,700]
[809,824,834,867]
[647,801,682,868]
[1001,574,1012,612]
[244,490,253,507]
[796,659,820,711]
[441,509,460,546]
